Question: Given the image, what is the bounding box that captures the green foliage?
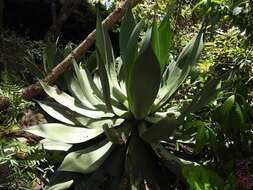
[183,165,222,190]
[0,71,51,190]
[0,139,51,190]
[0,29,44,73]
[193,0,253,44]
[0,71,34,128]
[182,165,237,190]
[24,41,73,79]
[197,28,253,98]
[181,91,253,189]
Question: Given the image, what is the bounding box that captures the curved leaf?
[122,21,144,83]
[72,59,103,108]
[44,180,73,190]
[119,8,136,58]
[96,49,112,111]
[58,141,112,174]
[152,33,204,112]
[40,82,114,119]
[40,139,72,151]
[152,14,171,72]
[128,32,161,119]
[66,73,94,108]
[25,124,103,144]
[38,100,124,129]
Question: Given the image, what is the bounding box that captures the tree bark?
[21,0,141,100]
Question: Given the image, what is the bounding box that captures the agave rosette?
[26,9,222,190]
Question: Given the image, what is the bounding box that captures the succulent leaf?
[122,21,144,84]
[128,31,161,119]
[58,141,112,173]
[25,123,103,144]
[152,33,204,112]
[40,139,72,151]
[40,82,114,118]
[37,100,124,128]
[44,180,73,190]
[152,13,172,72]
[28,10,210,189]
[96,49,113,111]
[120,8,136,60]
[72,59,103,108]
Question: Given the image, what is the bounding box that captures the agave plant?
[26,9,222,190]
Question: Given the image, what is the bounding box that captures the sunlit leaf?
[44,180,73,190]
[26,124,103,144]
[152,13,171,72]
[152,33,204,112]
[128,30,161,119]
[40,82,114,118]
[58,141,112,173]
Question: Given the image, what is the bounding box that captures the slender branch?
[21,0,141,100]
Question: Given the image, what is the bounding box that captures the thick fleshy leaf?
[139,117,177,143]
[96,11,114,71]
[25,124,103,144]
[58,141,112,173]
[119,8,136,59]
[44,171,82,190]
[37,100,76,125]
[38,100,125,128]
[96,49,112,111]
[66,73,94,108]
[72,59,103,108]
[95,12,127,113]
[44,180,73,190]
[128,31,161,119]
[112,86,128,109]
[152,33,204,112]
[40,82,114,118]
[71,64,125,116]
[40,139,72,151]
[79,67,126,116]
[145,106,181,124]
[96,11,116,111]
[152,14,171,72]
[121,21,144,82]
